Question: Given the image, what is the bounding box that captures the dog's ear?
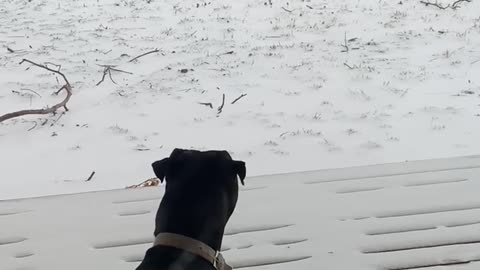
[232,160,246,185]
[152,158,170,183]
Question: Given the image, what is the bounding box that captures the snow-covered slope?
[1,0,480,199]
[3,156,480,270]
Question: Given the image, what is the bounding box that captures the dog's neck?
[154,194,230,251]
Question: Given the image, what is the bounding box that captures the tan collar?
[153,232,232,270]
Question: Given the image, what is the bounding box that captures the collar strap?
[153,232,232,270]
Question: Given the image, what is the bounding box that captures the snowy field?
[1,0,480,200]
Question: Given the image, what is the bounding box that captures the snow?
[1,0,480,200]
[3,155,480,270]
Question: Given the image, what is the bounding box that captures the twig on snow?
[199,102,213,109]
[231,94,247,104]
[86,171,96,182]
[28,121,38,131]
[19,88,42,98]
[0,59,72,123]
[420,0,471,9]
[217,93,226,114]
[44,62,62,71]
[282,7,293,12]
[50,111,65,127]
[218,51,234,56]
[96,65,132,86]
[341,32,349,52]
[344,63,355,69]
[128,48,160,62]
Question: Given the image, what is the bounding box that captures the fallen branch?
[420,0,471,9]
[217,93,225,114]
[0,59,72,123]
[128,48,160,62]
[231,93,247,104]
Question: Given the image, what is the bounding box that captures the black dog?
[136,148,246,270]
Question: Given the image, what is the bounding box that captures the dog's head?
[152,148,245,227]
[152,148,246,186]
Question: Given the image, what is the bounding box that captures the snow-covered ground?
[1,0,480,200]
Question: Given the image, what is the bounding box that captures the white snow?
[3,156,480,270]
[1,0,480,200]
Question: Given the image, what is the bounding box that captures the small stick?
[218,51,234,56]
[86,171,96,182]
[96,67,108,86]
[96,65,132,86]
[199,102,213,109]
[341,32,349,52]
[344,63,355,69]
[50,112,65,127]
[282,7,293,12]
[109,67,133,74]
[420,0,471,9]
[217,93,226,114]
[108,69,118,85]
[128,48,160,62]
[231,94,247,104]
[28,121,38,131]
[19,88,42,97]
[44,62,62,71]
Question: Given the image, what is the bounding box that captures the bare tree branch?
[0,59,72,123]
